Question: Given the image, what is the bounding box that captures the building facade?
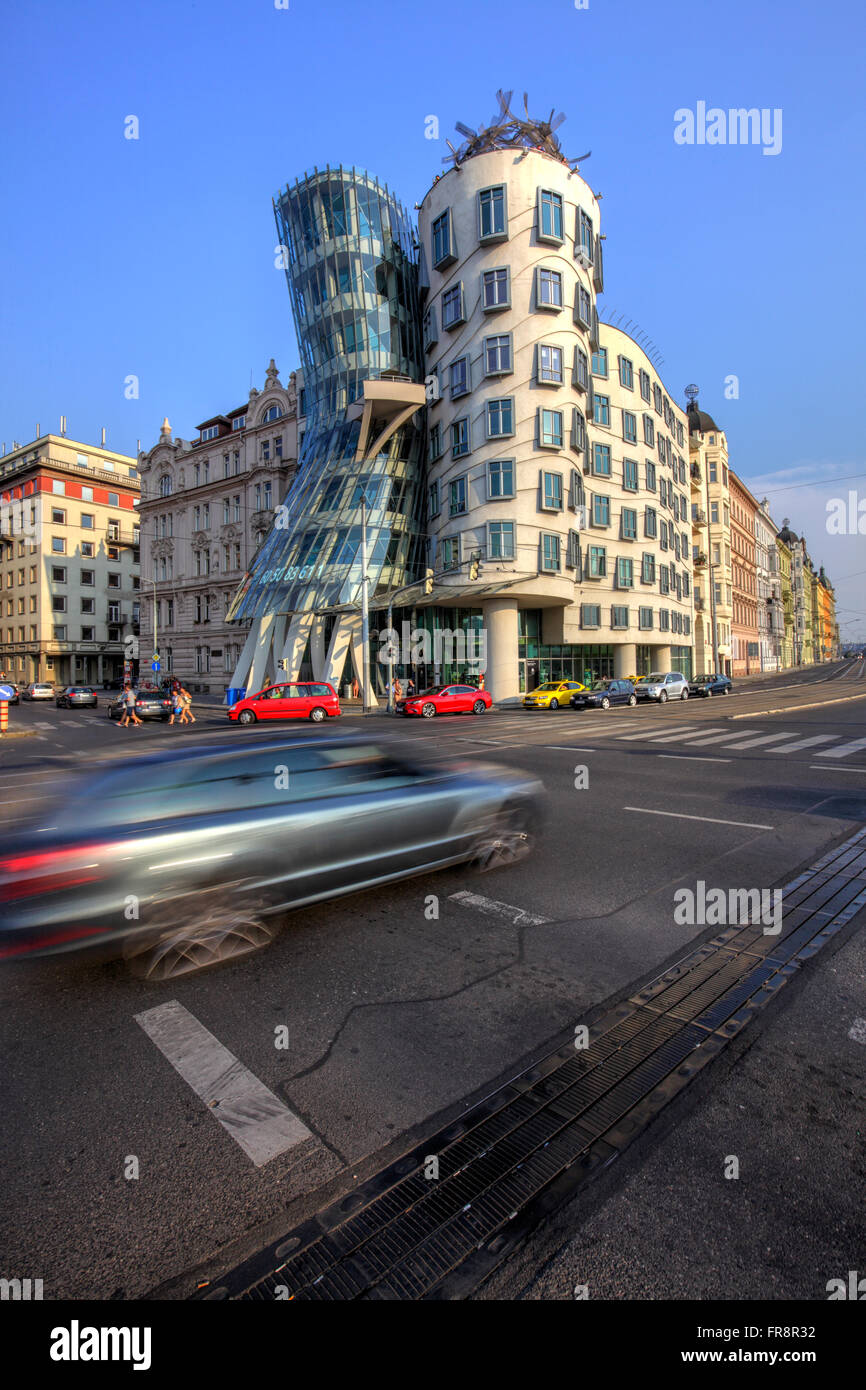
[688,402,733,674]
[0,435,139,686]
[729,471,759,676]
[775,531,795,669]
[755,498,784,671]
[137,361,301,688]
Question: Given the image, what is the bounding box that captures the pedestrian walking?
[169,686,184,725]
[178,686,196,724]
[393,676,402,702]
[118,683,142,728]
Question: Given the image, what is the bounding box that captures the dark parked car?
[688,672,733,697]
[56,686,99,708]
[0,735,543,980]
[107,689,172,721]
[570,679,637,711]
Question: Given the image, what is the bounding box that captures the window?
[484,334,512,375]
[52,595,66,612]
[441,536,460,570]
[592,443,611,476]
[611,604,629,628]
[538,189,563,242]
[233,413,246,430]
[488,520,514,560]
[587,545,606,578]
[432,209,455,266]
[487,398,514,438]
[623,411,637,444]
[442,283,465,329]
[51,565,66,582]
[577,207,593,258]
[573,347,589,391]
[538,344,563,384]
[641,553,656,584]
[542,472,563,511]
[639,607,654,630]
[52,480,65,495]
[451,418,470,458]
[478,185,506,240]
[423,306,438,349]
[274,436,283,459]
[108,572,121,588]
[594,394,610,426]
[581,603,601,628]
[482,267,509,310]
[233,496,241,522]
[537,267,563,309]
[644,507,658,538]
[51,507,65,524]
[449,357,469,398]
[566,529,582,572]
[592,346,608,376]
[710,502,720,524]
[263,404,283,423]
[623,458,639,492]
[80,569,94,585]
[660,566,670,595]
[429,480,440,517]
[449,477,467,516]
[639,369,651,402]
[159,475,172,497]
[261,440,270,461]
[643,415,655,446]
[487,459,514,499]
[621,508,638,541]
[263,483,271,509]
[571,408,586,453]
[592,494,610,527]
[81,597,95,614]
[540,533,561,572]
[619,356,634,389]
[653,384,663,415]
[52,536,65,554]
[429,422,442,461]
[576,285,592,328]
[82,541,94,557]
[223,498,230,524]
[569,469,585,512]
[539,409,563,448]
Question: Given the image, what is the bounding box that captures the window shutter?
[593,234,604,292]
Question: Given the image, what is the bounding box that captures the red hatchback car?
[228,681,341,725]
[398,684,492,719]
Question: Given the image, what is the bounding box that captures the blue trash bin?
[226,686,246,707]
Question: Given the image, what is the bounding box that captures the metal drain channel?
[198,826,866,1302]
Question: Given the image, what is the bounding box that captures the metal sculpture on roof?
[443,89,591,171]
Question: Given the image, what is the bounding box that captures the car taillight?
[0,845,114,900]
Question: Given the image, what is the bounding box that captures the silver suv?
[634,672,689,703]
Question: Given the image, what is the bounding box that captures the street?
[1,659,865,1299]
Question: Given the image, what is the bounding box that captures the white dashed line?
[449,891,550,927]
[623,807,774,830]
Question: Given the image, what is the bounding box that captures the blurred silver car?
[0,735,543,980]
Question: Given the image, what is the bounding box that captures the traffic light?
[469,554,483,581]
[277,658,288,672]
[424,567,434,594]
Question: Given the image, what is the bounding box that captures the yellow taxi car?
[523,680,586,710]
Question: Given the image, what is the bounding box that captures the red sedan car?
[398,684,492,719]
[228,681,341,724]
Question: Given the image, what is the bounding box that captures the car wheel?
[681,689,689,700]
[470,808,534,873]
[705,688,713,697]
[421,702,436,718]
[238,709,256,725]
[309,706,327,722]
[628,694,637,706]
[600,697,611,710]
[659,691,668,703]
[472,699,486,715]
[549,698,559,710]
[723,686,730,695]
[123,899,278,981]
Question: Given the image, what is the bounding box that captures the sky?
[1,0,864,637]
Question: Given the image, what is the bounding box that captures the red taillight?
[0,845,112,900]
[0,926,107,959]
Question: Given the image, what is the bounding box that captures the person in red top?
[478,672,486,691]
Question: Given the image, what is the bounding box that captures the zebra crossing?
[603,723,866,761]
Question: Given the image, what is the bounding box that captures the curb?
[730,691,866,719]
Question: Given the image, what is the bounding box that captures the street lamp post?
[360,493,370,714]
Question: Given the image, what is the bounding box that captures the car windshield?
[696,674,718,681]
[416,686,449,696]
[534,684,562,692]
[637,674,664,684]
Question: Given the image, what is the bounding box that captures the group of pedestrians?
[116,680,195,728]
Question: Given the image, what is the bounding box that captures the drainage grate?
[196,826,866,1302]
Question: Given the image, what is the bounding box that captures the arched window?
[262,404,283,424]
[158,474,172,497]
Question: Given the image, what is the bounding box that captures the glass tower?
[227,167,426,626]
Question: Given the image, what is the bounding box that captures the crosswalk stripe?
[767,735,838,753]
[676,731,757,747]
[616,725,693,741]
[648,726,728,744]
[815,737,866,760]
[724,732,800,750]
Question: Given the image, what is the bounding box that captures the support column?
[654,644,672,671]
[483,599,519,701]
[614,643,637,679]
[275,612,314,683]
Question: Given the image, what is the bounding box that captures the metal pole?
[360,495,369,714]
[387,597,394,715]
[153,578,158,685]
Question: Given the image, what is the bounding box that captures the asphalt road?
[1,658,864,1299]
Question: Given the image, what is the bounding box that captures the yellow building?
[688,396,733,674]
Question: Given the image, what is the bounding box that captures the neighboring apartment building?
[0,434,139,686]
[137,361,302,688]
[779,521,811,664]
[729,471,759,676]
[817,568,836,661]
[755,498,784,671]
[775,531,795,669]
[688,401,733,675]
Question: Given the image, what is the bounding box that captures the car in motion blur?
[570,679,637,711]
[633,672,690,703]
[397,684,492,718]
[23,682,55,700]
[56,686,99,708]
[228,681,340,724]
[688,672,733,697]
[107,689,172,721]
[0,735,543,980]
[522,680,585,710]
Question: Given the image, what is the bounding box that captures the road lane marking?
[545,746,597,752]
[135,1001,312,1166]
[723,732,799,750]
[656,755,732,763]
[616,725,693,741]
[848,1018,866,1045]
[449,891,550,926]
[648,726,729,744]
[809,765,866,773]
[623,807,774,830]
[815,737,866,760]
[767,735,838,753]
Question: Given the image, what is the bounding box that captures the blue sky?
[1,0,864,635]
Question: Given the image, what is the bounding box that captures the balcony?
[106,526,140,546]
[693,553,708,568]
[692,508,707,526]
[690,462,702,481]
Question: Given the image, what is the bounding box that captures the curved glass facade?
[227,167,426,623]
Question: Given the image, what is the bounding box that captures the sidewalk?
[479,905,866,1300]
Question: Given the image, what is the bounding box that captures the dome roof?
[687,400,720,435]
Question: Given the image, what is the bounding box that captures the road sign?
[152,662,160,672]
[152,652,159,663]
[0,684,14,701]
